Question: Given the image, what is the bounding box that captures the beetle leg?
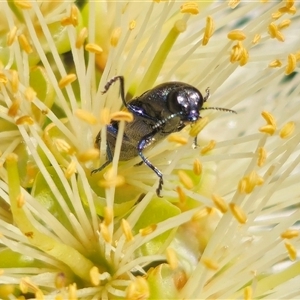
[137,135,163,197]
[91,143,113,174]
[101,75,128,108]
[193,136,198,149]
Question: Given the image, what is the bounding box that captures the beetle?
[92,75,236,197]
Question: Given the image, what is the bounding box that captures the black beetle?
[92,76,236,197]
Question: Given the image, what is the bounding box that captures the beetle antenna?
[101,75,128,108]
[201,107,237,114]
[203,87,210,102]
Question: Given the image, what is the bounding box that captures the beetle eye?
[166,90,183,114]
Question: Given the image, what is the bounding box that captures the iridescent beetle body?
[92,76,235,196]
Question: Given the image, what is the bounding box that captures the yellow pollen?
[178,170,194,189]
[166,248,178,270]
[90,266,100,286]
[285,0,294,9]
[268,22,285,42]
[167,133,188,145]
[68,283,77,300]
[281,229,299,239]
[191,208,209,222]
[261,111,276,127]
[257,147,267,167]
[230,42,244,63]
[202,16,214,46]
[76,27,88,49]
[174,19,187,33]
[202,257,219,271]
[104,207,113,226]
[189,116,209,137]
[244,286,252,300]
[58,74,77,89]
[14,0,32,9]
[110,111,134,122]
[229,203,247,224]
[269,59,282,68]
[25,86,36,102]
[99,174,125,188]
[16,115,34,125]
[100,107,111,125]
[247,171,257,190]
[139,224,157,236]
[193,159,202,176]
[61,17,73,27]
[18,34,33,54]
[180,2,199,15]
[227,29,246,41]
[272,11,283,20]
[64,160,77,179]
[279,121,295,139]
[75,109,98,124]
[285,241,297,261]
[259,124,276,135]
[129,20,136,30]
[17,193,25,208]
[275,30,285,42]
[176,186,187,206]
[70,4,79,26]
[285,53,297,75]
[268,22,277,38]
[126,276,149,300]
[7,26,17,46]
[200,140,216,154]
[228,0,240,9]
[121,219,134,242]
[211,194,228,213]
[54,138,72,154]
[100,222,111,243]
[10,70,19,93]
[239,48,249,66]
[252,33,261,44]
[8,99,21,117]
[0,72,8,83]
[85,43,103,55]
[279,6,296,15]
[77,149,99,162]
[242,171,263,193]
[110,27,122,47]
[278,19,291,30]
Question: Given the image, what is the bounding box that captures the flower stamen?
[200,140,216,155]
[211,194,228,213]
[229,203,247,224]
[279,121,295,138]
[284,241,297,261]
[281,229,299,239]
[202,257,219,271]
[59,74,77,89]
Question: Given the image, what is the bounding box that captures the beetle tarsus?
[156,176,164,198]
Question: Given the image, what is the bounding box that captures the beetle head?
[167,87,204,122]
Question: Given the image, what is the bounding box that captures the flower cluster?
[0,0,299,299]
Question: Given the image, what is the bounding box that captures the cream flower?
[0,1,300,299]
